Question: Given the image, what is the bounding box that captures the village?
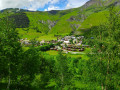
[20,35,90,54]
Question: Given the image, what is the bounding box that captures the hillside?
[0,0,120,40]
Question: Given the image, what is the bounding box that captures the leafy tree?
[0,12,22,89]
[85,4,120,90]
[19,48,41,87]
[54,51,72,89]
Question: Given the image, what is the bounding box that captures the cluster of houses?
[50,36,89,52]
[20,38,58,46]
[20,35,89,52]
[20,38,30,46]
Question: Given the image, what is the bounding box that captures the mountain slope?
[0,0,120,40]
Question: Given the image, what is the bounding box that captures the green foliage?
[0,1,120,90]
[8,12,30,28]
[36,44,54,51]
[0,13,22,89]
[83,4,120,90]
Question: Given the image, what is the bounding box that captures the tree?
[86,4,120,90]
[19,48,41,87]
[0,12,22,90]
[54,51,72,89]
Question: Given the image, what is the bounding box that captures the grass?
[17,28,42,39]
[37,34,57,41]
[46,50,58,55]
[17,28,57,41]
[46,50,84,58]
[22,47,30,51]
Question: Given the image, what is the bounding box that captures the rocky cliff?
[83,0,120,8]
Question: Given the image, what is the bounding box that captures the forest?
[0,2,120,90]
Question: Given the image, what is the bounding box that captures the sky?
[0,0,89,11]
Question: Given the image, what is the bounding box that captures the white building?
[63,41,70,44]
[40,40,45,44]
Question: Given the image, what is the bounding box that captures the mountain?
[0,0,120,40]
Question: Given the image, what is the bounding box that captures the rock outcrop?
[83,0,120,9]
[47,20,57,30]
[39,20,57,30]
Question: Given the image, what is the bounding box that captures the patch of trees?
[48,10,59,15]
[9,13,30,28]
[36,44,54,51]
[83,4,120,90]
[0,12,30,28]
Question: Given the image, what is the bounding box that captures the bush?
[37,44,54,51]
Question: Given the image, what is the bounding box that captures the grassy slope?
[0,7,108,40]
[49,9,79,34]
[78,10,109,30]
[1,0,118,40]
[16,12,60,40]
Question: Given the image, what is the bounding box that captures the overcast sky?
[0,0,89,11]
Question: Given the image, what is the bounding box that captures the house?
[58,39,64,42]
[67,48,72,51]
[23,40,30,46]
[67,44,73,48]
[50,40,57,44]
[71,36,76,39]
[63,41,70,44]
[71,49,77,51]
[77,36,84,40]
[79,40,82,44]
[46,41,50,44]
[73,46,81,49]
[60,44,66,48]
[40,40,45,45]
[79,48,85,51]
[76,41,82,46]
[64,36,72,41]
[76,43,82,46]
[55,46,62,51]
[82,45,89,48]
[50,48,54,50]
[73,39,78,44]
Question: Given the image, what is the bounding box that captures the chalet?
[51,46,62,51]
[60,44,66,48]
[46,41,50,44]
[50,48,54,50]
[64,36,72,41]
[63,41,70,45]
[77,36,84,40]
[73,39,78,44]
[67,48,72,51]
[77,43,82,46]
[73,46,81,49]
[71,49,77,51]
[79,48,85,51]
[50,40,57,44]
[71,36,76,39]
[82,45,89,48]
[67,44,73,48]
[20,39,24,42]
[40,40,45,45]
[76,41,82,46]
[58,39,64,42]
[79,40,82,44]
[55,46,61,49]
[23,40,30,46]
